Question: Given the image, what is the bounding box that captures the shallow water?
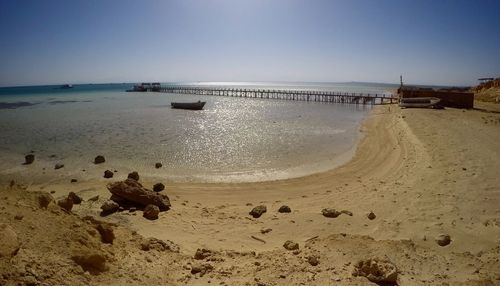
[0,83,395,182]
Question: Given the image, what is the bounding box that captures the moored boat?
[399,97,441,108]
[171,101,206,110]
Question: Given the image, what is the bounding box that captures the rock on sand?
[94,155,105,164]
[24,154,35,165]
[107,179,170,211]
[249,205,267,218]
[322,208,341,218]
[353,258,398,284]
[143,204,160,220]
[127,171,140,181]
[283,240,299,251]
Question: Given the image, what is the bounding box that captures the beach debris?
[68,192,82,204]
[352,258,398,284]
[322,208,341,218]
[0,224,20,258]
[341,210,353,216]
[94,155,105,164]
[367,211,376,220]
[155,162,162,168]
[436,234,451,246]
[127,171,140,181]
[96,224,115,244]
[307,255,320,266]
[88,195,99,202]
[54,163,64,170]
[70,178,78,183]
[278,205,291,213]
[260,228,273,234]
[306,235,319,242]
[194,248,212,260]
[153,182,165,192]
[71,250,108,274]
[143,204,160,220]
[57,197,73,212]
[37,192,54,208]
[249,205,267,218]
[103,170,114,179]
[100,200,119,215]
[251,235,266,244]
[24,154,35,165]
[141,237,179,252]
[107,179,171,211]
[283,240,299,251]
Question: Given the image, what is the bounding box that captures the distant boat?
[60,84,73,89]
[126,84,147,92]
[126,82,161,92]
[171,101,206,110]
[399,97,441,108]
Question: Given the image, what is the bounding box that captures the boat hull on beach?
[171,101,206,110]
[399,97,441,108]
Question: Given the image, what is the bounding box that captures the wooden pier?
[152,85,397,105]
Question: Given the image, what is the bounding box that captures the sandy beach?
[1,103,499,285]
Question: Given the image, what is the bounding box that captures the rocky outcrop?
[37,192,54,208]
[68,192,82,204]
[0,224,19,257]
[353,258,398,284]
[249,205,267,218]
[96,224,115,244]
[140,237,179,252]
[107,179,170,211]
[71,250,108,274]
[57,197,73,212]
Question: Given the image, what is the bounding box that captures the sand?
[1,102,499,285]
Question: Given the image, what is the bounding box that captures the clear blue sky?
[1,0,499,87]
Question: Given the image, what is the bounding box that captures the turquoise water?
[0,82,396,182]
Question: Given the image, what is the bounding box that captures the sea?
[0,82,397,182]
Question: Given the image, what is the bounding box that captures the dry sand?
[1,103,499,285]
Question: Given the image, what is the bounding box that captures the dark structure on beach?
[398,86,474,109]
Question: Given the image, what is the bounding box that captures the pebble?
[367,211,376,220]
[436,234,451,246]
[283,240,299,251]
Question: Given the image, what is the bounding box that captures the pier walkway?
[152,85,397,105]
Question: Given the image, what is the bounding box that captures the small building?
[398,86,474,109]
